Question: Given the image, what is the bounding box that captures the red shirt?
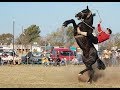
[97,24,110,43]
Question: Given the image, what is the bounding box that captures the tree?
[46,28,65,46]
[0,33,13,45]
[99,33,120,50]
[66,26,75,46]
[112,33,120,48]
[16,24,41,46]
[24,25,40,43]
[45,26,75,47]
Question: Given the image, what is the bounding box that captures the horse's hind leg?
[78,66,94,83]
[87,67,95,84]
[79,68,89,75]
[86,47,97,83]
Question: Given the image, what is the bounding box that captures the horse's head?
[75,6,95,20]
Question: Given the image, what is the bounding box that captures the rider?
[76,20,112,44]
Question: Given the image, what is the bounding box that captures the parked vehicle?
[50,47,75,61]
[0,48,3,56]
[0,46,13,56]
[0,50,21,65]
[21,52,43,64]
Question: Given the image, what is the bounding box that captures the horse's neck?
[84,15,93,26]
[78,18,93,32]
[84,18,93,26]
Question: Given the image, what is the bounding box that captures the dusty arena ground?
[0,64,120,88]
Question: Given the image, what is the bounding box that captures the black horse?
[63,6,105,83]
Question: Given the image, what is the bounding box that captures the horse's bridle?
[80,11,92,19]
[79,11,95,30]
[74,11,94,38]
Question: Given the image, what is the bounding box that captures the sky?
[0,2,120,38]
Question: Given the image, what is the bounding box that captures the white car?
[1,50,21,65]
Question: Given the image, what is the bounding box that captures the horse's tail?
[96,58,106,70]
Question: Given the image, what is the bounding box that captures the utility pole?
[22,26,23,55]
[13,20,15,63]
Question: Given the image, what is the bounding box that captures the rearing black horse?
[63,6,105,83]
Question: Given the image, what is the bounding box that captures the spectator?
[102,49,112,67]
[111,51,118,67]
[55,55,61,66]
[42,57,49,66]
[72,57,79,65]
[60,58,67,66]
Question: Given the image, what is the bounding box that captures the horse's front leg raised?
[63,19,78,36]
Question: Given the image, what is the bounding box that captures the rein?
[80,10,102,31]
[80,11,95,30]
[80,19,95,30]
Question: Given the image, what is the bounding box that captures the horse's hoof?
[62,22,67,27]
[87,81,90,84]
[78,73,82,76]
[87,81,92,84]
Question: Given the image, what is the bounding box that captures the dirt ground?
[0,64,120,88]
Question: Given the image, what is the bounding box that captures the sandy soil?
[0,64,120,88]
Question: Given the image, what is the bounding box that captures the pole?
[45,41,46,52]
[44,37,46,52]
[22,26,23,55]
[13,20,15,64]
